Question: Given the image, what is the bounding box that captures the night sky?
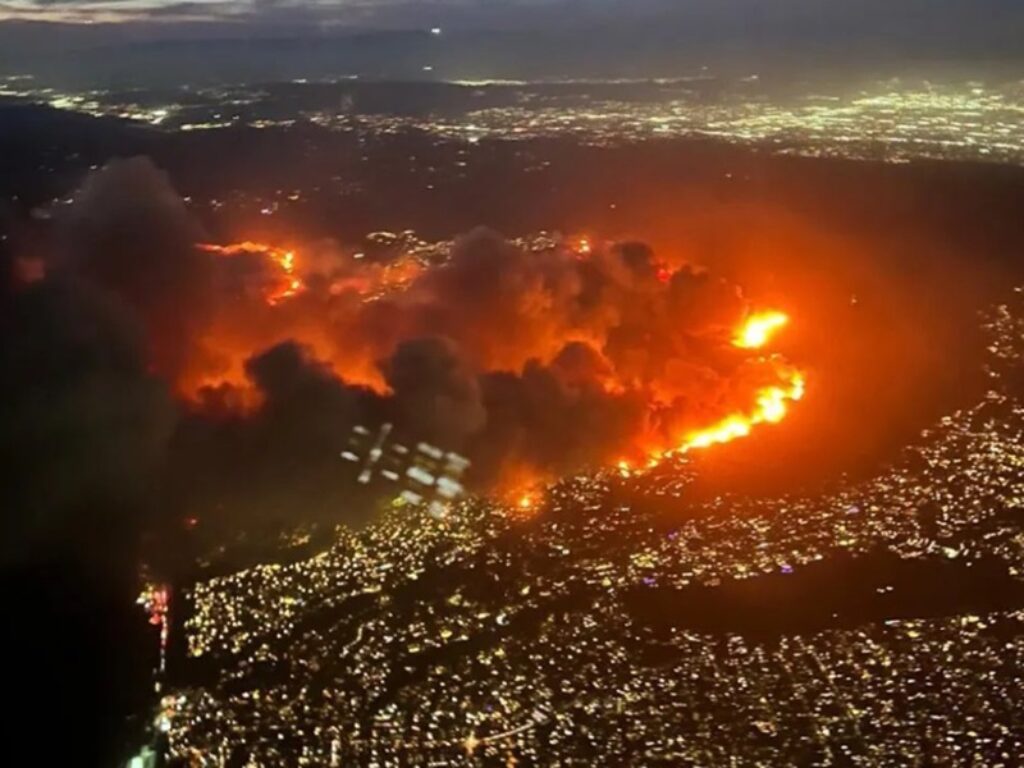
[2,0,1023,41]
[1,0,1022,88]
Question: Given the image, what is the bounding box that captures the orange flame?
[193,238,807,481]
[660,309,805,459]
[679,370,805,452]
[567,236,593,259]
[733,310,789,349]
[198,241,303,305]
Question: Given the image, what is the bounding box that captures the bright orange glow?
[734,310,789,349]
[679,370,805,452]
[573,237,592,257]
[661,310,805,456]
[518,494,535,511]
[189,234,807,483]
[198,241,304,305]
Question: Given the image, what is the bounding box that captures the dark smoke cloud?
[58,156,214,378]
[382,336,487,448]
[471,353,651,487]
[169,341,384,528]
[0,163,185,766]
[183,228,772,496]
[0,276,174,563]
[3,157,788,543]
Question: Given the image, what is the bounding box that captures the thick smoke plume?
[5,158,800,533]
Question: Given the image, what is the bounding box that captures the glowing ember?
[197,241,303,305]
[734,310,789,349]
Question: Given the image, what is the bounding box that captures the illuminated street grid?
[3,75,1023,165]
[162,289,1024,765]
[369,81,1024,165]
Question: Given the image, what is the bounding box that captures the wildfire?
[671,309,805,455]
[733,310,789,349]
[680,370,805,451]
[197,241,303,305]
[193,234,806,489]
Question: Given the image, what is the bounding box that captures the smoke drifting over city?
[3,156,806,539]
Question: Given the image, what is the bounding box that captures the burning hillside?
[185,232,806,478]
[6,157,808,526]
